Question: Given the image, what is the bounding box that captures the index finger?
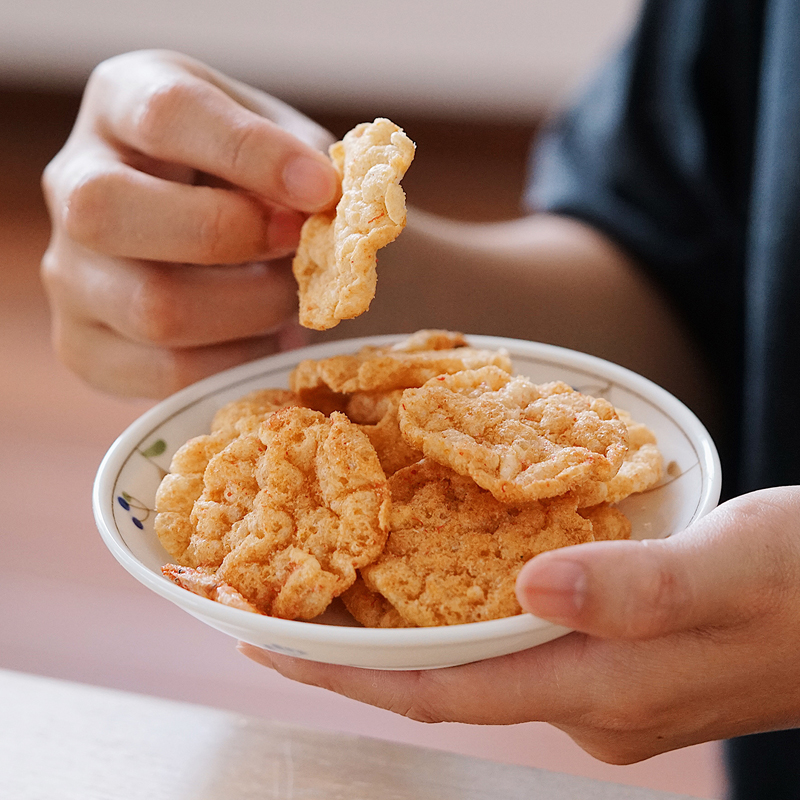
[88,55,340,212]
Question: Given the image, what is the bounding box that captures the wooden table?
[0,669,700,799]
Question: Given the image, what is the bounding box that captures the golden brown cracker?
[293,118,415,330]
[361,460,594,626]
[161,564,260,613]
[211,388,301,435]
[580,503,632,541]
[214,407,390,619]
[290,335,512,398]
[387,329,469,352]
[346,390,422,476]
[155,390,300,562]
[186,432,266,568]
[341,577,414,628]
[158,331,663,627]
[564,410,663,507]
[398,366,629,504]
[154,428,239,562]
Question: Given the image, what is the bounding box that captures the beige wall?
[2,0,641,118]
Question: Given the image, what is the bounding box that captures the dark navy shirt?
[527,0,800,498]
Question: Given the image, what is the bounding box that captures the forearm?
[327,209,717,421]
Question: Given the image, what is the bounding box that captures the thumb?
[515,491,799,639]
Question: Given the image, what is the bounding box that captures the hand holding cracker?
[293,118,416,330]
[41,50,341,398]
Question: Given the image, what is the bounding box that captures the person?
[39,1,800,797]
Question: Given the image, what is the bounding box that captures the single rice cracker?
[293,118,415,330]
[213,407,391,619]
[398,366,629,504]
[360,460,595,626]
[153,389,301,564]
[290,330,512,398]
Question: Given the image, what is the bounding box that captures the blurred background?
[1,1,725,797]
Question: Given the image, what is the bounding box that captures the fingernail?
[517,558,587,622]
[283,156,337,210]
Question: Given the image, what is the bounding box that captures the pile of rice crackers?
[154,118,663,627]
[156,330,663,627]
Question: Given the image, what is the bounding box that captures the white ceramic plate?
[93,335,721,670]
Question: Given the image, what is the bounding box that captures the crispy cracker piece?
[187,432,266,568]
[293,118,415,330]
[214,407,390,620]
[565,410,663,507]
[341,577,415,628]
[387,329,469,352]
[154,390,301,563]
[346,390,423,476]
[360,460,594,626]
[154,428,240,562]
[211,389,301,435]
[161,564,261,613]
[290,333,512,399]
[398,366,629,504]
[580,503,632,541]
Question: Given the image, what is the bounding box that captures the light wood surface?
[0,669,701,800]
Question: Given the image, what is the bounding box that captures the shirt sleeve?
[526,0,760,353]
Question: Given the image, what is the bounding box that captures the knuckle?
[87,50,183,103]
[386,674,450,724]
[226,121,261,176]
[61,170,121,249]
[643,559,684,633]
[41,155,62,212]
[89,52,137,81]
[129,271,186,346]
[132,78,198,153]
[194,197,262,264]
[39,245,68,299]
[196,201,230,263]
[39,244,59,284]
[620,543,686,638]
[46,313,107,394]
[84,54,124,94]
